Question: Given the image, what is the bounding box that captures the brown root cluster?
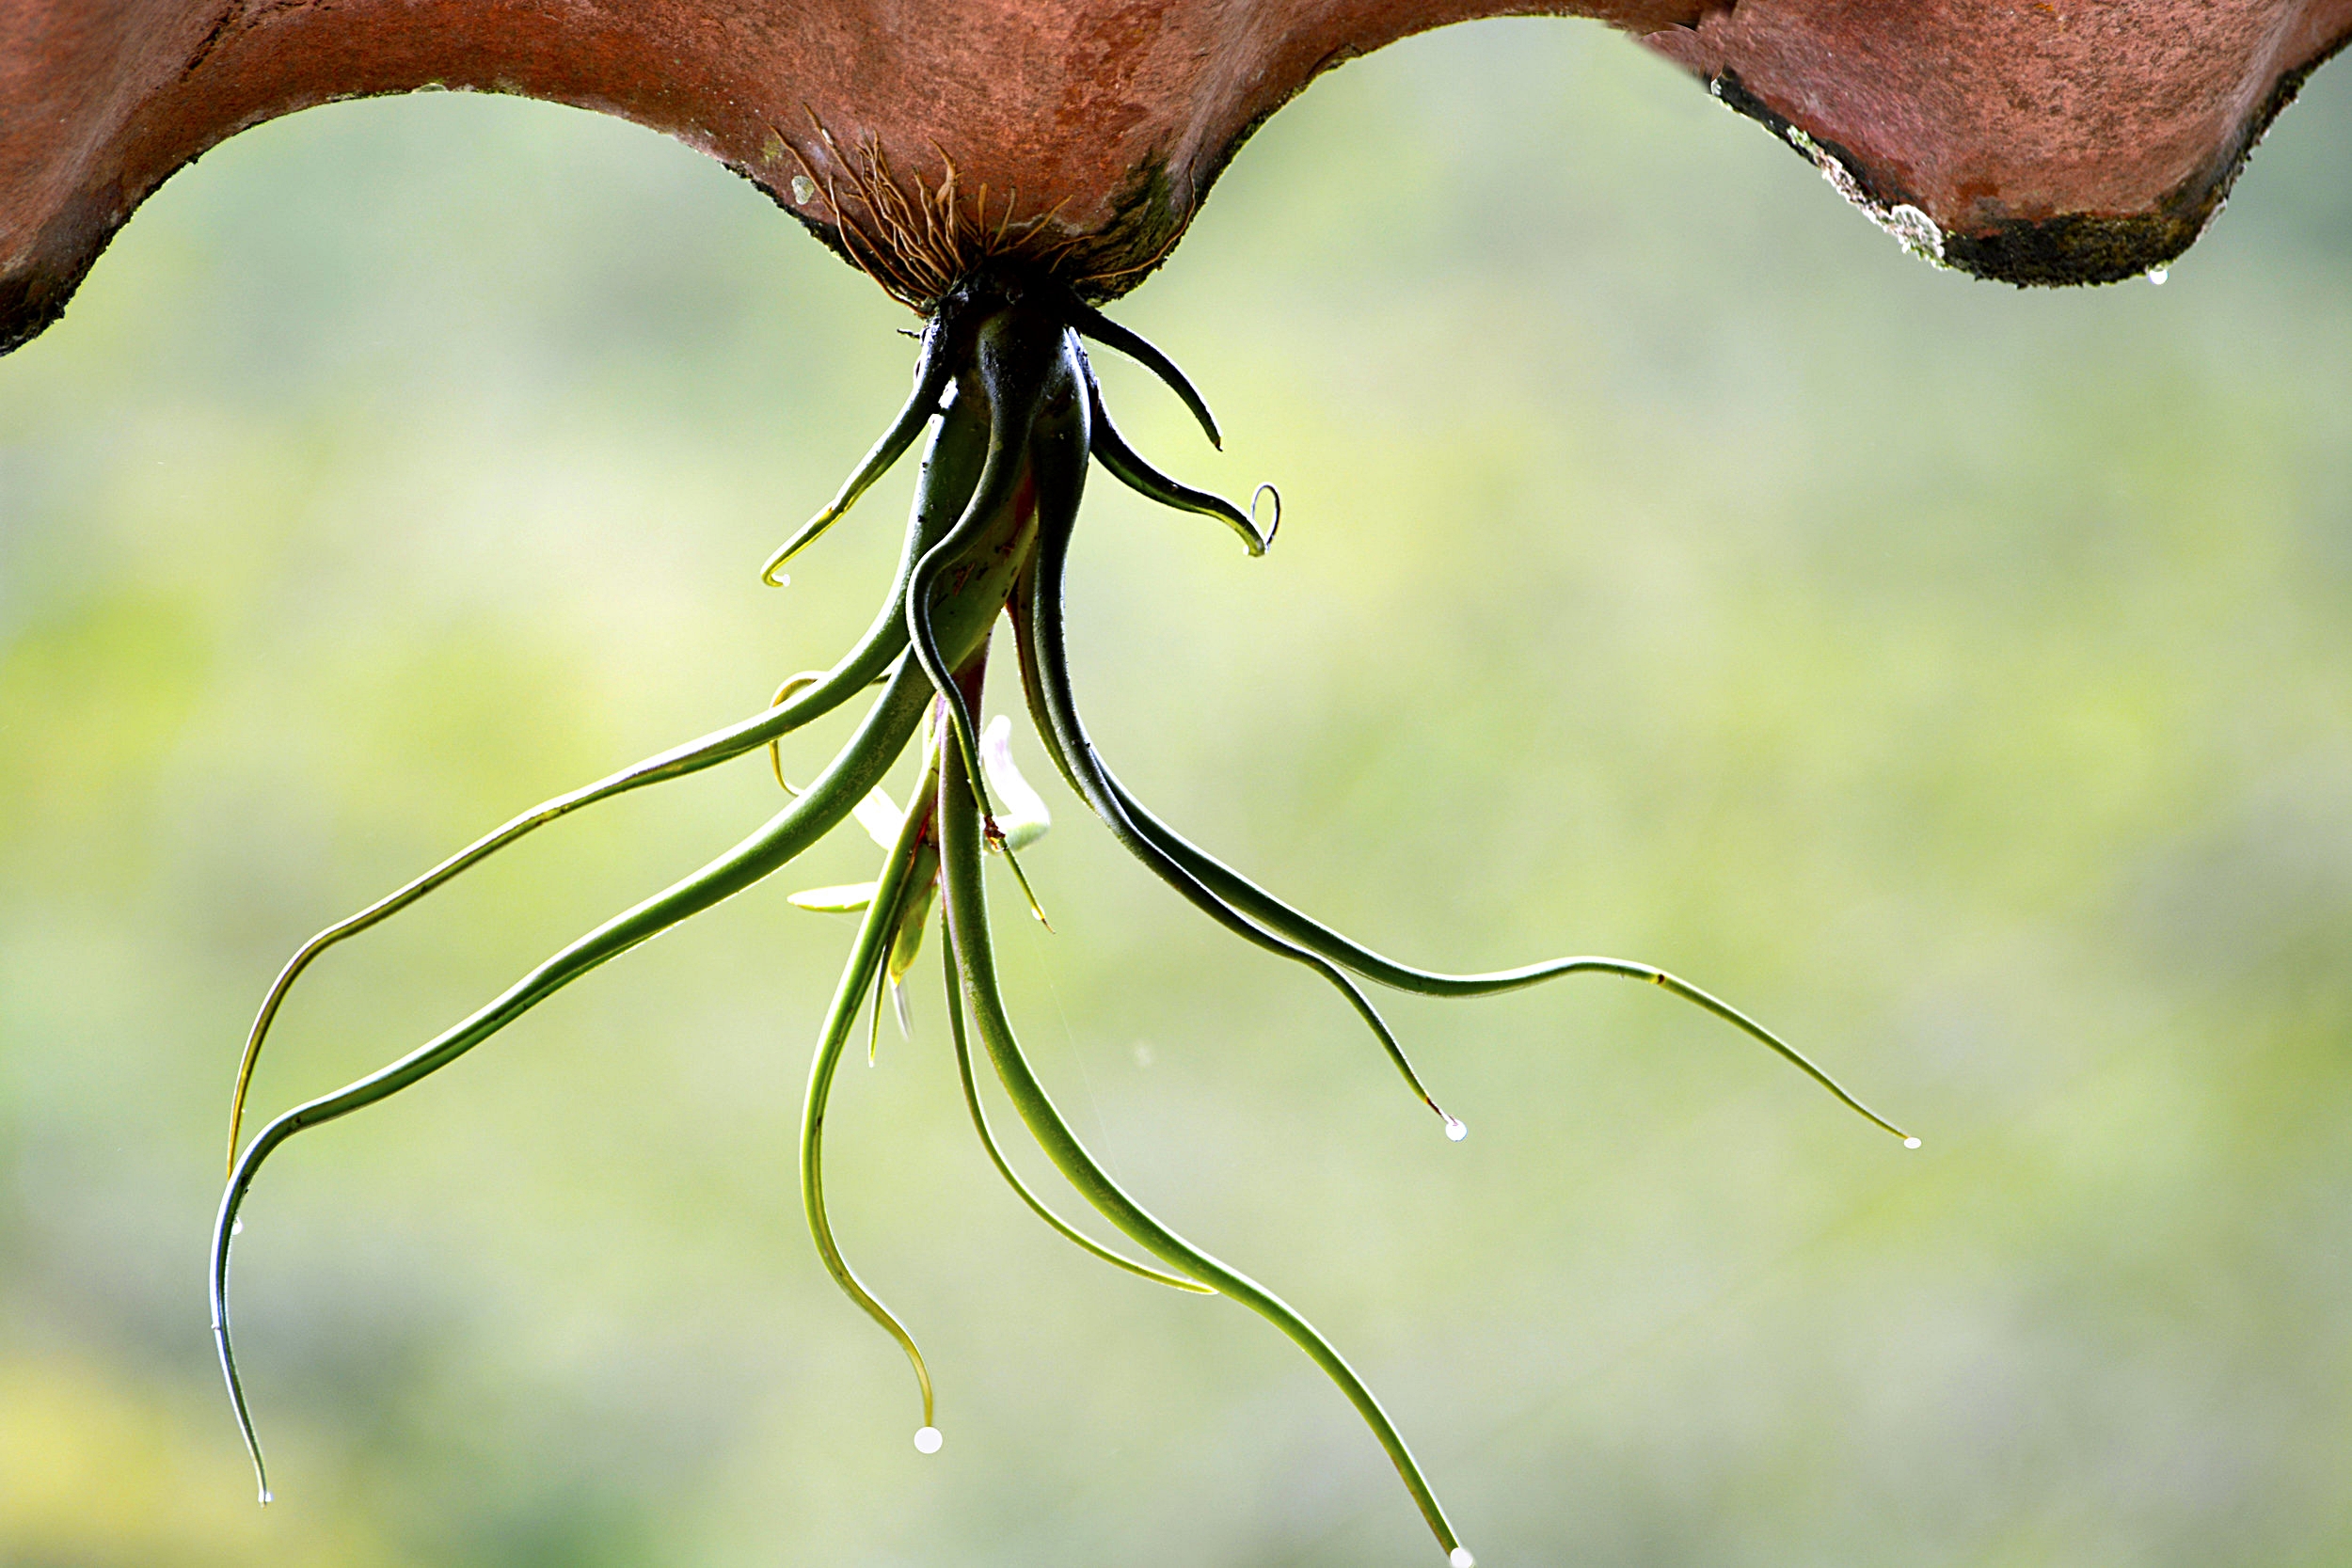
[790,120,1174,311]
[792,125,1057,311]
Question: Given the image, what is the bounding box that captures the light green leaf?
[787,882,879,912]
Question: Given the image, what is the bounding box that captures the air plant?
[208,238,1914,1559]
[13,0,2345,1560]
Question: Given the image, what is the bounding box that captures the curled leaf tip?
[1251,483,1280,552]
[761,504,849,585]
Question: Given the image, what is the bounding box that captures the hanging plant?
[5,0,2344,1560]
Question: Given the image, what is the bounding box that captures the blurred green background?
[5,19,2350,1566]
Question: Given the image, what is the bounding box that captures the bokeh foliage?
[4,19,2350,1566]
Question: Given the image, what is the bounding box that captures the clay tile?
[4,0,2347,350]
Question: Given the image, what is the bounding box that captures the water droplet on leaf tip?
[259,1488,274,1505]
[1450,1548,1476,1567]
[2147,267,2168,285]
[1443,1117,1468,1143]
[1903,1136,1922,1149]
[914,1425,944,1454]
